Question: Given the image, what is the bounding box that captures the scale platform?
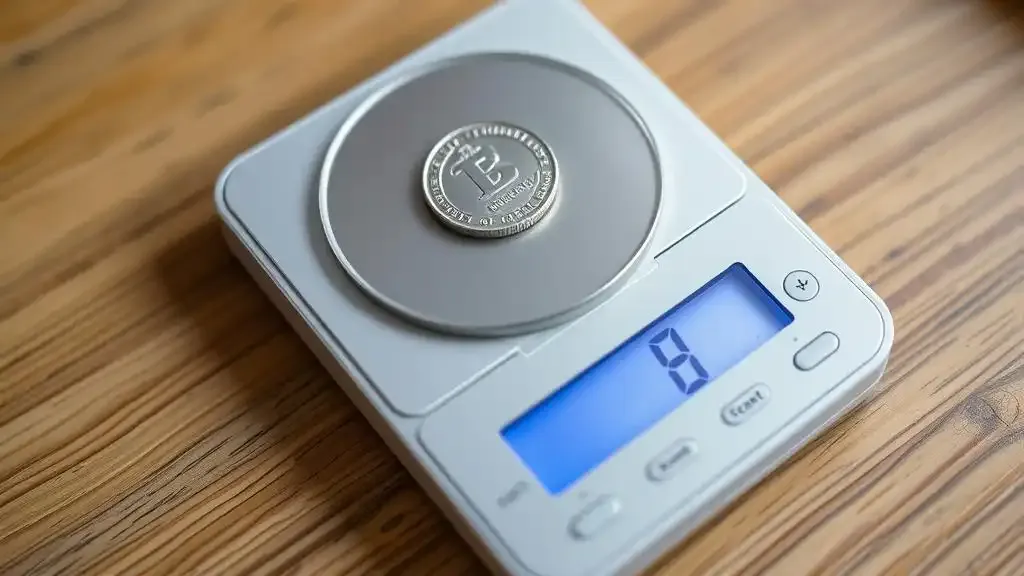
[214,1,895,575]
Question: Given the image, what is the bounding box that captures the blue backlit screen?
[500,263,794,494]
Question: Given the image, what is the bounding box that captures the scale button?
[646,439,698,482]
[722,384,771,426]
[794,332,840,370]
[568,496,621,540]
[784,270,819,301]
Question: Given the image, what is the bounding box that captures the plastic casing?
[213,1,895,575]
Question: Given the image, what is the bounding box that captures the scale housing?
[214,1,895,575]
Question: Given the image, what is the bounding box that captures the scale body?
[214,1,895,575]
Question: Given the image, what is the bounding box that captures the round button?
[784,270,819,301]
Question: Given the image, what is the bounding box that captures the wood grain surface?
[1,0,1023,574]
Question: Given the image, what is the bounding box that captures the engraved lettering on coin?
[423,122,558,238]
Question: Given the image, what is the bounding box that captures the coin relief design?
[423,122,558,238]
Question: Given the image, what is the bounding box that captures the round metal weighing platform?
[319,53,662,336]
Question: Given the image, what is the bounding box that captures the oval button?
[646,439,698,482]
[722,384,771,426]
[794,332,840,371]
[568,496,621,540]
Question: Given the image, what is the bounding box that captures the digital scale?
[214,0,895,574]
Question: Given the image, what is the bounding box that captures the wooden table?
[2,1,1022,574]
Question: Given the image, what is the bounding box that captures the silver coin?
[422,122,558,238]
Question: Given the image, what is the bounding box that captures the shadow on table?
[154,214,480,574]
[982,0,1024,38]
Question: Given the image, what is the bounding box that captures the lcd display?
[500,263,794,494]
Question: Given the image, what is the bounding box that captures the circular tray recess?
[319,52,662,337]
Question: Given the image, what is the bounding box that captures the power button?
[568,496,621,540]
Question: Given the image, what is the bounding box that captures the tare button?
[722,384,771,426]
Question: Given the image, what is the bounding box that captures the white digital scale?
[214,0,895,574]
